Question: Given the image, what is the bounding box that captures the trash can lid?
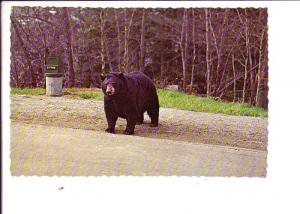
[46,57,59,65]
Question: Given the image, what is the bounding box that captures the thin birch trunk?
[215,9,228,95]
[63,8,75,87]
[123,9,136,72]
[114,9,122,72]
[99,10,105,72]
[205,8,211,96]
[99,9,113,72]
[160,54,165,87]
[140,9,145,72]
[190,8,196,86]
[208,10,220,82]
[232,54,236,102]
[180,9,188,92]
[183,10,188,91]
[41,26,47,86]
[237,9,249,103]
[123,9,127,72]
[105,40,114,72]
[255,27,266,106]
[249,43,254,104]
[243,38,249,103]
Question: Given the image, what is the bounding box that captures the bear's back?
[126,71,154,88]
[126,71,151,80]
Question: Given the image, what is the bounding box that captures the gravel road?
[11,122,267,176]
[11,94,268,150]
[10,95,268,176]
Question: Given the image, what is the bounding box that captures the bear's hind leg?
[147,107,159,127]
[136,112,144,125]
[124,115,137,135]
[147,90,159,127]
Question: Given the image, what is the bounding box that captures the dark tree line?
[10,7,268,108]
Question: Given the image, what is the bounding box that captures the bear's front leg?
[105,117,117,134]
[124,116,137,135]
[104,97,118,134]
[104,110,117,134]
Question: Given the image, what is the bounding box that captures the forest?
[10,7,268,108]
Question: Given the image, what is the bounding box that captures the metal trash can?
[45,57,63,96]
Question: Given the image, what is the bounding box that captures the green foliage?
[11,88,268,117]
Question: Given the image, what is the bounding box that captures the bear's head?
[101,72,125,96]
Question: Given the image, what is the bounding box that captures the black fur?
[101,71,159,135]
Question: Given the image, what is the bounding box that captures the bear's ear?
[100,74,106,81]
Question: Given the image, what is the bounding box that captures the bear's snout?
[106,84,115,95]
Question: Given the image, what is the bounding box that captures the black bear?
[101,71,159,135]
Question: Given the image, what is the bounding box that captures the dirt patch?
[10,94,268,150]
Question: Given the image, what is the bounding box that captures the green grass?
[11,87,46,96]
[11,87,268,117]
[76,91,102,99]
[157,89,267,117]
[11,87,104,100]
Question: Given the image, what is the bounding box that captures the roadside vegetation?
[11,87,268,117]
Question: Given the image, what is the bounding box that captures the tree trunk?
[99,9,106,73]
[190,8,196,87]
[180,9,188,92]
[208,10,220,95]
[232,54,236,102]
[114,9,122,72]
[242,43,249,103]
[63,8,75,87]
[205,8,211,96]
[140,9,145,72]
[237,9,249,103]
[249,45,254,104]
[160,55,165,87]
[215,9,228,96]
[123,9,128,72]
[12,53,19,87]
[99,9,113,72]
[123,9,136,72]
[256,27,266,106]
